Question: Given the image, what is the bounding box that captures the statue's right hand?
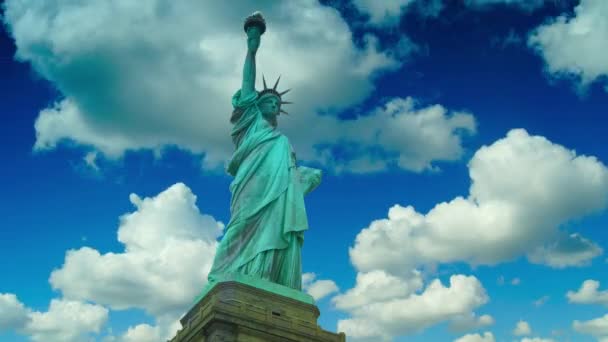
[247,26,261,54]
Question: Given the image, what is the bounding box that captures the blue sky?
[1,0,607,341]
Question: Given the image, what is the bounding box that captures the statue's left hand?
[297,166,322,195]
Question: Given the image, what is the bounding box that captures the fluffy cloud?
[49,183,223,319]
[574,314,608,341]
[315,97,476,173]
[528,233,603,268]
[513,320,532,336]
[0,294,108,342]
[528,0,608,92]
[302,273,339,301]
[567,280,608,306]
[520,338,555,342]
[0,293,30,330]
[351,0,414,25]
[1,183,221,341]
[332,270,423,311]
[24,299,108,342]
[336,275,488,340]
[350,129,608,275]
[120,324,161,342]
[2,0,473,173]
[449,313,494,333]
[454,332,495,342]
[335,129,608,340]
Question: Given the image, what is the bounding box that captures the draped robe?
[207,89,321,290]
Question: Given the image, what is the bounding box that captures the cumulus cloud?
[514,320,532,336]
[574,314,608,341]
[335,129,608,340]
[0,294,108,342]
[24,299,108,342]
[520,338,555,342]
[336,275,488,340]
[454,331,495,342]
[49,183,223,319]
[2,0,473,173]
[0,293,30,330]
[349,129,608,275]
[302,273,339,301]
[119,324,161,342]
[315,97,476,173]
[449,313,494,333]
[1,183,222,341]
[567,280,608,306]
[528,0,608,92]
[351,0,414,25]
[528,233,603,268]
[332,270,423,311]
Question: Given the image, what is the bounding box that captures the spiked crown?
[259,75,292,115]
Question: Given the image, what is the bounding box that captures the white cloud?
[574,314,608,340]
[454,331,495,342]
[1,183,222,342]
[336,275,488,340]
[349,129,608,275]
[352,0,414,26]
[511,278,521,285]
[528,233,603,268]
[335,129,608,340]
[449,313,494,333]
[514,320,532,336]
[520,338,555,342]
[84,151,100,171]
[301,273,339,301]
[333,270,423,311]
[2,0,473,173]
[528,0,608,92]
[0,294,108,342]
[49,183,223,319]
[315,97,476,173]
[120,324,161,342]
[567,280,608,306]
[0,293,30,330]
[24,299,109,342]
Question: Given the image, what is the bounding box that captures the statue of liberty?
[206,12,322,292]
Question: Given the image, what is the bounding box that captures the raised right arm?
[241,26,261,99]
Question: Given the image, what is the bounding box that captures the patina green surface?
[203,11,322,300]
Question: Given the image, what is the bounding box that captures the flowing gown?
[207,89,321,290]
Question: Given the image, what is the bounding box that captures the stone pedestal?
[169,277,346,342]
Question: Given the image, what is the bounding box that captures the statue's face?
[259,95,280,117]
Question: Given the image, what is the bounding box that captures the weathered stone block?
[169,279,346,342]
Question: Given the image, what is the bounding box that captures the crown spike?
[262,74,268,89]
[273,75,281,90]
[279,88,291,96]
[280,101,293,105]
[280,109,289,115]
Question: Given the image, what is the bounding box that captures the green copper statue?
[206,12,322,291]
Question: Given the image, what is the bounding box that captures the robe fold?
[207,89,321,290]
